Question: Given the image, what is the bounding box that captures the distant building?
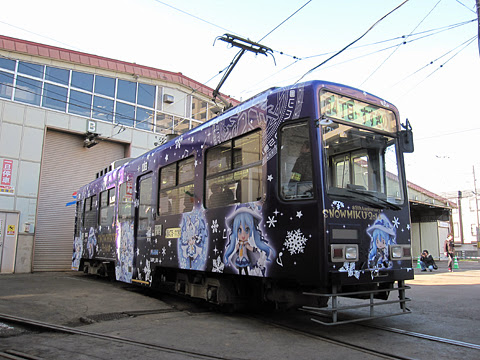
[407,181,456,260]
[442,190,479,257]
[0,35,238,273]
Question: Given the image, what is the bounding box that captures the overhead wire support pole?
[212,34,273,101]
[477,0,480,56]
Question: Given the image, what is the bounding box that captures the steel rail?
[361,323,480,351]
[0,313,242,360]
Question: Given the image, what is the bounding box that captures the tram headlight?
[345,246,358,260]
[331,244,358,262]
[391,245,411,259]
[391,246,403,259]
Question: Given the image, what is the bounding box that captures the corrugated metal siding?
[34,129,126,271]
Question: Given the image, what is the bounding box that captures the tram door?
[134,173,154,282]
[0,211,19,273]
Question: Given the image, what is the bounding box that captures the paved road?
[0,260,479,359]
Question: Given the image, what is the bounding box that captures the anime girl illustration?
[86,227,97,259]
[178,209,208,270]
[115,220,134,283]
[367,214,397,269]
[224,203,275,276]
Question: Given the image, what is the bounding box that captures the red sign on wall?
[0,159,14,194]
[2,159,13,185]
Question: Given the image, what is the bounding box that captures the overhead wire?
[389,35,477,89]
[242,17,475,97]
[399,35,477,97]
[294,0,410,84]
[360,0,444,86]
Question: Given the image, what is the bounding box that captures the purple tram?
[72,80,414,325]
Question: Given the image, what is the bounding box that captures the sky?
[1,0,479,197]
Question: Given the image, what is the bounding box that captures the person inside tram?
[289,140,313,198]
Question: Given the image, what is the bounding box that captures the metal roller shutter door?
[34,129,127,271]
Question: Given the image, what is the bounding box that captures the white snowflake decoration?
[283,229,308,255]
[392,217,400,228]
[332,201,344,210]
[266,216,277,228]
[212,256,224,273]
[339,262,361,279]
[211,219,219,233]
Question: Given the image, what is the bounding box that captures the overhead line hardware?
[212,34,275,102]
[216,34,273,56]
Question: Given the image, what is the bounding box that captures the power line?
[400,35,476,97]
[295,0,410,84]
[360,0,444,87]
[389,35,477,88]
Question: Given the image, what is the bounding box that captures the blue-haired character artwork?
[367,214,397,269]
[224,203,275,276]
[178,209,208,270]
[86,227,97,259]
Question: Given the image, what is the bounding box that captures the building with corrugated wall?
[0,35,238,273]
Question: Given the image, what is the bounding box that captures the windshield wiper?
[345,188,401,210]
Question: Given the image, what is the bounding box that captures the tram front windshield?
[322,122,404,208]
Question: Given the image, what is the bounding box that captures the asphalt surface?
[0,260,479,360]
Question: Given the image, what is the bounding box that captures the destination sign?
[320,91,397,132]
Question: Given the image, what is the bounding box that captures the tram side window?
[118,180,134,220]
[279,122,314,200]
[99,188,116,227]
[83,195,97,229]
[159,156,195,215]
[206,130,262,208]
[138,175,153,231]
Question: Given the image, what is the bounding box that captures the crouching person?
[420,250,437,272]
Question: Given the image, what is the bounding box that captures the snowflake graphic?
[162,247,166,256]
[211,219,219,233]
[392,217,400,228]
[332,201,344,210]
[266,216,277,228]
[283,229,308,255]
[212,256,224,273]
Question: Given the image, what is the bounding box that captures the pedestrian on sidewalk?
[444,234,455,272]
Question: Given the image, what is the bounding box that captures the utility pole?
[477,0,480,56]
[474,165,480,243]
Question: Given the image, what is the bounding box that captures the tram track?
[246,310,480,360]
[0,313,241,360]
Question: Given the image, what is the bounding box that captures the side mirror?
[398,119,414,153]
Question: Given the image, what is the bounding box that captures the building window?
[46,66,69,85]
[14,76,42,106]
[93,96,114,122]
[71,71,94,91]
[138,83,155,108]
[0,71,14,99]
[2,58,215,134]
[0,58,16,71]
[42,83,67,111]
[69,90,92,117]
[116,102,135,127]
[117,79,136,103]
[18,61,43,78]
